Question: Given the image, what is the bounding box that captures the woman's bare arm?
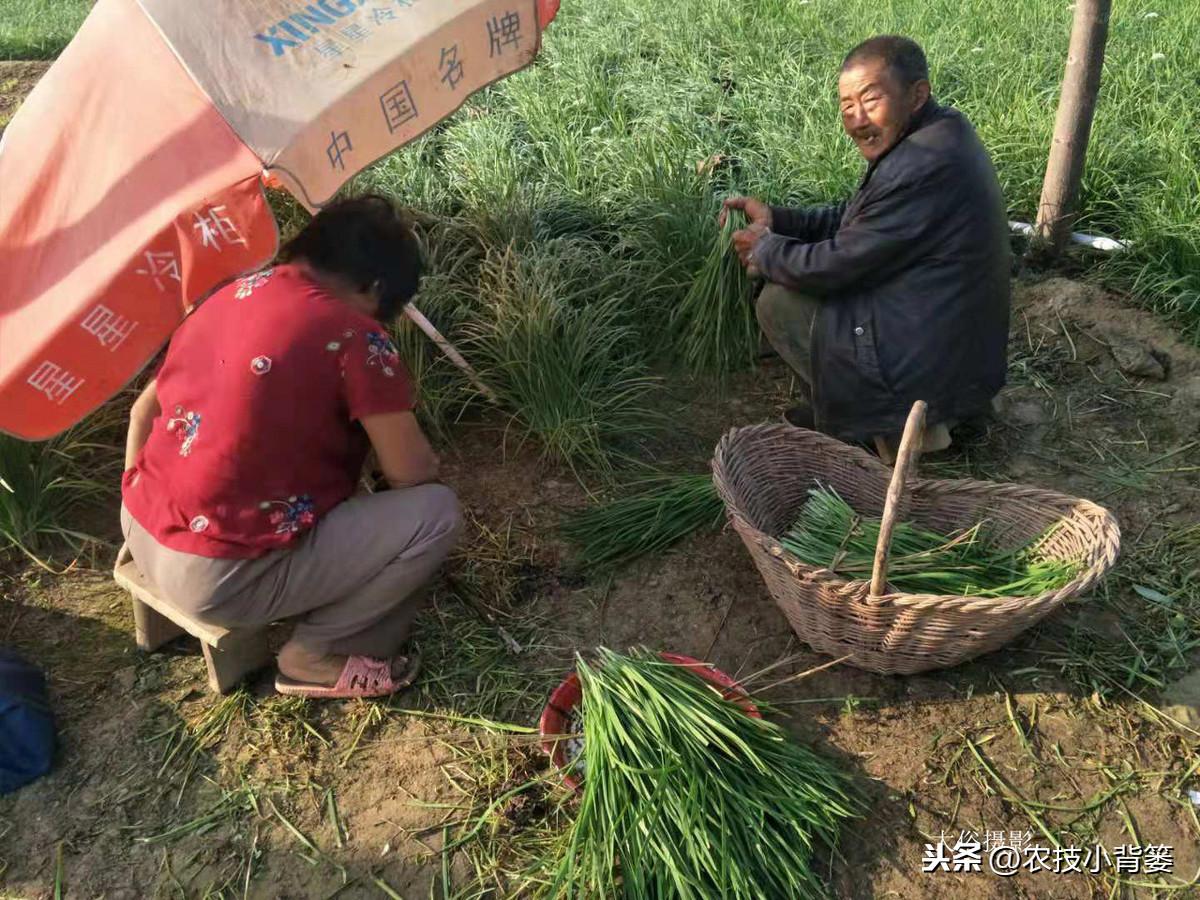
[360,411,440,489]
[125,380,160,471]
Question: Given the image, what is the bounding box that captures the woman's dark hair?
[281,194,423,321]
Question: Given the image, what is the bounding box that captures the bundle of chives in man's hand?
[551,648,861,899]
[671,208,758,376]
[780,485,1080,597]
[561,473,724,570]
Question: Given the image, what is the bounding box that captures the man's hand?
[732,222,770,270]
[720,196,773,230]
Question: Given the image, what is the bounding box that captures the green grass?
[0,396,124,565]
[0,0,91,60]
[460,240,660,475]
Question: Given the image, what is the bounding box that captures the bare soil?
[0,62,49,133]
[1,276,1198,899]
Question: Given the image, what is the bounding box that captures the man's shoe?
[872,422,954,465]
[781,404,815,429]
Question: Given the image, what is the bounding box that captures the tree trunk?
[1034,0,1112,254]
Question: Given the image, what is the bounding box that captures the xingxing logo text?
[254,0,416,57]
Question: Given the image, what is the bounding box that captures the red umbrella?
[0,0,559,440]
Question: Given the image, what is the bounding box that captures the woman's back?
[123,264,413,559]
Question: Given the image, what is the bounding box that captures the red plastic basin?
[537,652,761,791]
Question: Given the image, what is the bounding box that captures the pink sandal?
[275,652,421,699]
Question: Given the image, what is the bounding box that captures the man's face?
[838,58,928,162]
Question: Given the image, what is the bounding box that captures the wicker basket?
[711,402,1120,675]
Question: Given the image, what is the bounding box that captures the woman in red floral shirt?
[121,196,461,698]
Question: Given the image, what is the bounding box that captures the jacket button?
[854,326,865,336]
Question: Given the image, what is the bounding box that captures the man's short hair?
[841,35,929,88]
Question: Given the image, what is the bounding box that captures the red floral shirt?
[122,265,415,559]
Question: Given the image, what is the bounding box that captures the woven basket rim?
[712,423,1122,615]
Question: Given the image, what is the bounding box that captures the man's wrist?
[749,230,778,275]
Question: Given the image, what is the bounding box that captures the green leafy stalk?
[671,208,758,376]
[561,474,724,570]
[551,648,861,898]
[780,485,1080,597]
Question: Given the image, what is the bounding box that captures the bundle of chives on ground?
[561,473,723,569]
[781,485,1080,597]
[551,648,860,899]
[671,208,758,376]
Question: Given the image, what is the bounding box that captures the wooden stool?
[114,544,272,694]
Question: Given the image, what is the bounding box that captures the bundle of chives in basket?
[551,648,861,899]
[780,485,1079,597]
[561,473,723,570]
[670,208,758,375]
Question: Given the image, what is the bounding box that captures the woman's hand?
[361,411,441,490]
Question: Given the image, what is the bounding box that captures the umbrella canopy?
[0,0,559,441]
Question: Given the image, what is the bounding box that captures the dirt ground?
[0,62,49,133]
[3,61,1200,900]
[1,276,1198,899]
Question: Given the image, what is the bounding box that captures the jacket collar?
[859,97,942,187]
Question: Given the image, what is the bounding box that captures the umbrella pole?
[403,303,498,404]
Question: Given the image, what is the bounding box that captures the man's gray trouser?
[755,282,822,389]
[121,484,462,658]
[755,282,956,451]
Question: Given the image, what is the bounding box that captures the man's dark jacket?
[755,99,1010,441]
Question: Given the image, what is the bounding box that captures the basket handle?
[869,401,927,597]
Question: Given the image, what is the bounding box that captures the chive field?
[7,0,1199,478]
[352,0,1200,469]
[369,0,1196,337]
[0,0,92,59]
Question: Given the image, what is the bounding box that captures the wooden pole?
[403,302,498,404]
[869,401,926,598]
[1034,0,1112,254]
